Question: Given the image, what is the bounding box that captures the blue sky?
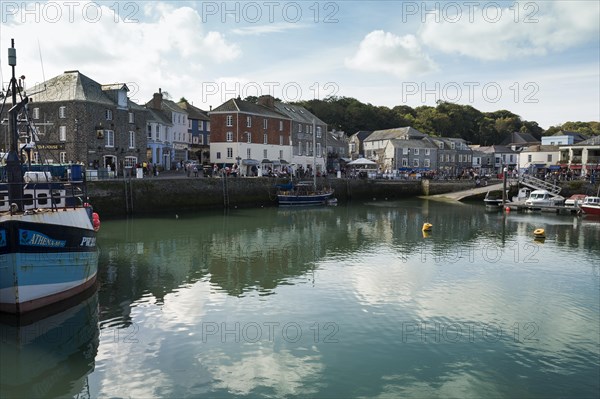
[1,1,598,129]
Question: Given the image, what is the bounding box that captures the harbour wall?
[87,178,477,217]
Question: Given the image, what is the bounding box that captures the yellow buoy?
[422,231,431,238]
[533,228,545,238]
[422,223,433,232]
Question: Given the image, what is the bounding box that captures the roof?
[569,135,600,146]
[552,130,588,142]
[501,131,540,146]
[350,131,373,141]
[365,127,425,142]
[388,138,438,149]
[211,98,288,119]
[28,70,114,105]
[520,144,560,152]
[177,101,210,121]
[161,99,187,115]
[478,145,516,154]
[146,108,173,125]
[273,102,326,125]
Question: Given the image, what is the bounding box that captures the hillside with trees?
[291,97,599,145]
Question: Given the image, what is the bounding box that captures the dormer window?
[105,109,113,120]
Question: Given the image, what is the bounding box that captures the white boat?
[579,187,600,215]
[0,40,100,314]
[524,189,565,208]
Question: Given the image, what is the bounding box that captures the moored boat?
[524,189,564,208]
[580,196,600,215]
[0,40,99,314]
[277,181,334,206]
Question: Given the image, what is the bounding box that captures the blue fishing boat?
[0,40,100,314]
[277,181,335,206]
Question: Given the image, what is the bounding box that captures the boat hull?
[580,205,600,215]
[278,192,334,206]
[0,209,98,314]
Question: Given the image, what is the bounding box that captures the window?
[317,143,322,157]
[129,131,135,148]
[226,115,233,127]
[402,148,409,155]
[226,131,233,142]
[246,116,252,128]
[424,159,430,167]
[105,109,113,120]
[188,119,192,129]
[59,126,66,141]
[279,135,283,145]
[124,156,137,168]
[128,112,134,123]
[402,158,408,167]
[547,154,553,162]
[316,126,322,138]
[206,135,210,144]
[247,148,251,159]
[279,150,283,159]
[199,135,204,145]
[227,148,233,158]
[247,132,252,143]
[298,124,302,133]
[147,125,152,139]
[263,119,268,129]
[528,155,532,162]
[58,106,66,118]
[425,149,430,156]
[413,159,419,167]
[33,108,40,119]
[414,148,419,155]
[105,130,114,147]
[263,149,268,159]
[279,121,283,131]
[59,152,67,164]
[264,133,268,144]
[450,142,455,150]
[216,152,221,159]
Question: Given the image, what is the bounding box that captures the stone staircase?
[519,175,562,196]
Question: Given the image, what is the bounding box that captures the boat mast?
[6,39,27,212]
[313,118,316,190]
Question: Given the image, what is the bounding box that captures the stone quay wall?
[87,177,476,217]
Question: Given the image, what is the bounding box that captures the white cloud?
[419,1,600,61]
[2,1,240,104]
[231,22,307,36]
[345,30,437,78]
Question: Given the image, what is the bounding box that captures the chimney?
[152,88,163,110]
[209,105,212,111]
[257,95,274,109]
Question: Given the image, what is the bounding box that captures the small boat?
[580,196,600,215]
[524,189,564,208]
[0,40,99,314]
[484,190,509,207]
[564,194,587,208]
[277,181,334,206]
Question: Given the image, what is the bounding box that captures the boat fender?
[93,212,101,232]
[533,228,545,237]
[422,223,433,232]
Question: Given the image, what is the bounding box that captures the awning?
[242,159,260,166]
[280,159,289,165]
[570,165,582,169]
[261,159,272,164]
[549,165,561,171]
[533,164,546,168]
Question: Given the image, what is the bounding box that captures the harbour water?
[1,200,599,398]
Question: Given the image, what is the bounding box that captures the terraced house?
[5,70,148,175]
[210,96,329,176]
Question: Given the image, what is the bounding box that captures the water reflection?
[0,288,99,398]
[88,201,599,398]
